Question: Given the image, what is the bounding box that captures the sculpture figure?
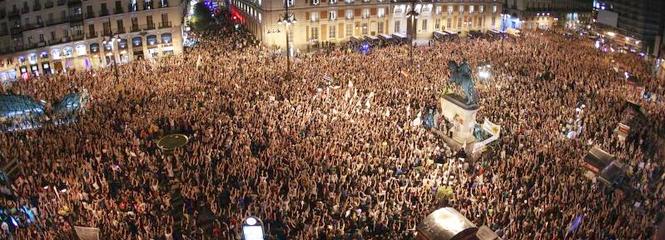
[447,59,477,105]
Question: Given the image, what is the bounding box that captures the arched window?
[90,43,100,53]
[118,39,128,49]
[161,33,172,44]
[146,35,158,45]
[132,36,143,47]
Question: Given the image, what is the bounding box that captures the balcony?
[8,10,19,18]
[33,4,42,11]
[117,27,126,33]
[67,0,82,7]
[100,9,109,16]
[86,12,95,19]
[10,26,22,36]
[103,29,111,36]
[144,23,155,30]
[46,18,67,26]
[114,7,124,14]
[22,23,44,31]
[71,33,84,41]
[45,1,54,8]
[21,6,29,14]
[69,14,83,22]
[159,21,172,29]
[130,25,140,32]
[87,32,98,38]
[57,0,66,6]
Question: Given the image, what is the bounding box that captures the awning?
[378,34,392,40]
[583,146,614,173]
[392,33,408,39]
[417,208,478,240]
[364,35,379,42]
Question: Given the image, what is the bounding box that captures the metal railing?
[9,9,19,17]
[144,23,155,30]
[69,14,83,22]
[71,33,84,41]
[45,1,54,8]
[159,21,172,29]
[131,25,140,32]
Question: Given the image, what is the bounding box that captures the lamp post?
[477,62,491,82]
[156,134,190,240]
[104,18,120,83]
[406,0,419,68]
[278,1,296,78]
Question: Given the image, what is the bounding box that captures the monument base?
[440,94,479,146]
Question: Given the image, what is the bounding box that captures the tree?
[190,2,213,31]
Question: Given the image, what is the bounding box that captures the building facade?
[503,0,593,31]
[596,0,665,56]
[0,0,186,82]
[229,0,503,50]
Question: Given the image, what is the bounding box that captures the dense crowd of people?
[0,17,664,240]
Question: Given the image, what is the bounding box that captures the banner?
[74,226,100,240]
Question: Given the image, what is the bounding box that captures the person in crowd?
[0,17,663,240]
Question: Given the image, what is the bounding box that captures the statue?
[447,59,477,105]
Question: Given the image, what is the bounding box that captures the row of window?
[235,0,262,23]
[306,16,497,41]
[2,0,169,17]
[292,0,500,13]
[5,33,173,66]
[306,5,499,22]
[16,14,170,49]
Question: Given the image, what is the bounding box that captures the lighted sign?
[63,47,74,58]
[51,49,62,59]
[28,54,38,64]
[76,44,87,56]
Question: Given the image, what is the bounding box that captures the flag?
[565,215,583,239]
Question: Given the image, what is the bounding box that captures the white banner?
[74,226,100,240]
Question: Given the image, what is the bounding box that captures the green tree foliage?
[190,2,213,31]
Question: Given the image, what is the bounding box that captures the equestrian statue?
[447,59,477,105]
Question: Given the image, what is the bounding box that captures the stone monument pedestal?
[440,94,479,146]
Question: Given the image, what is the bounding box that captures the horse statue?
[447,59,477,105]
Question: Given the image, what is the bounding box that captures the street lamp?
[241,216,265,240]
[156,134,190,240]
[278,1,297,78]
[104,18,121,83]
[406,0,419,68]
[477,62,491,81]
